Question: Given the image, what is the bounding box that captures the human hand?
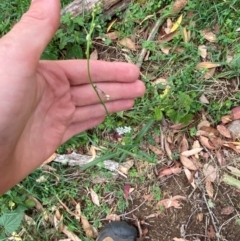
[0,0,145,194]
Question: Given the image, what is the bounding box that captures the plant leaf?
[90,188,100,206]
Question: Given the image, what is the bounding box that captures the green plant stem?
[86,8,109,115]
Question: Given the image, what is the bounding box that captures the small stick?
[136,13,169,68]
[202,192,220,241]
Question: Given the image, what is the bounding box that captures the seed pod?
[171,0,188,14]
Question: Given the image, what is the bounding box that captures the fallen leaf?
[204,67,216,79]
[153,77,168,86]
[227,166,240,177]
[203,164,217,182]
[148,144,163,155]
[118,159,134,175]
[180,155,198,170]
[160,46,171,55]
[173,238,190,241]
[105,214,121,221]
[199,136,215,150]
[223,143,240,154]
[54,209,64,232]
[81,216,98,238]
[197,212,203,222]
[183,27,191,43]
[90,188,100,206]
[118,38,136,51]
[123,184,131,199]
[221,114,232,124]
[207,225,216,239]
[183,168,195,188]
[171,14,183,32]
[164,137,173,160]
[205,179,214,198]
[179,135,189,152]
[198,45,207,58]
[107,19,117,32]
[227,120,240,139]
[223,174,240,189]
[202,30,217,42]
[159,163,182,177]
[181,148,203,157]
[90,49,98,60]
[231,106,240,120]
[199,94,209,104]
[221,206,235,215]
[216,150,226,166]
[217,125,232,138]
[196,62,220,70]
[199,126,219,136]
[75,203,81,221]
[171,0,188,14]
[157,195,187,209]
[63,226,82,241]
[197,120,211,130]
[105,31,119,40]
[159,30,179,42]
[24,215,36,226]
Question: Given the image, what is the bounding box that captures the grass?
[0,0,240,240]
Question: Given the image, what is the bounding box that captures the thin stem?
[86,8,109,115]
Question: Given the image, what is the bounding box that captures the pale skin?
[0,0,145,195]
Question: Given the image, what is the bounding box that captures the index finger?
[45,60,140,85]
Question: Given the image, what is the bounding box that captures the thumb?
[3,0,60,61]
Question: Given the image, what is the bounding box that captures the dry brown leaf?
[81,215,98,238]
[183,27,190,43]
[221,114,232,124]
[202,30,217,42]
[224,143,240,153]
[90,188,100,206]
[105,214,121,221]
[75,203,81,221]
[63,226,82,241]
[157,195,186,209]
[221,206,235,215]
[148,144,163,155]
[160,46,171,55]
[203,164,217,182]
[204,67,216,79]
[54,209,64,232]
[105,31,119,40]
[118,38,136,51]
[197,120,211,130]
[231,106,240,120]
[180,155,198,170]
[207,225,216,239]
[209,136,224,148]
[183,168,195,188]
[118,159,134,175]
[199,136,215,150]
[197,212,203,222]
[198,45,207,58]
[180,135,189,152]
[159,30,179,42]
[173,238,190,241]
[153,78,168,86]
[164,137,173,160]
[90,49,98,60]
[159,163,182,177]
[181,148,203,157]
[167,18,173,28]
[196,62,220,70]
[217,125,232,138]
[216,150,226,166]
[24,214,36,226]
[205,179,214,198]
[199,126,219,136]
[192,140,201,159]
[227,166,240,177]
[171,0,188,14]
[199,94,209,104]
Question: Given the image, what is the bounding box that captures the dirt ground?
[122,168,240,241]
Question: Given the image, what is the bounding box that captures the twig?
[119,198,147,217]
[136,12,170,68]
[202,192,220,241]
[219,214,240,236]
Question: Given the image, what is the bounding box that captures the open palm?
[0,0,145,194]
